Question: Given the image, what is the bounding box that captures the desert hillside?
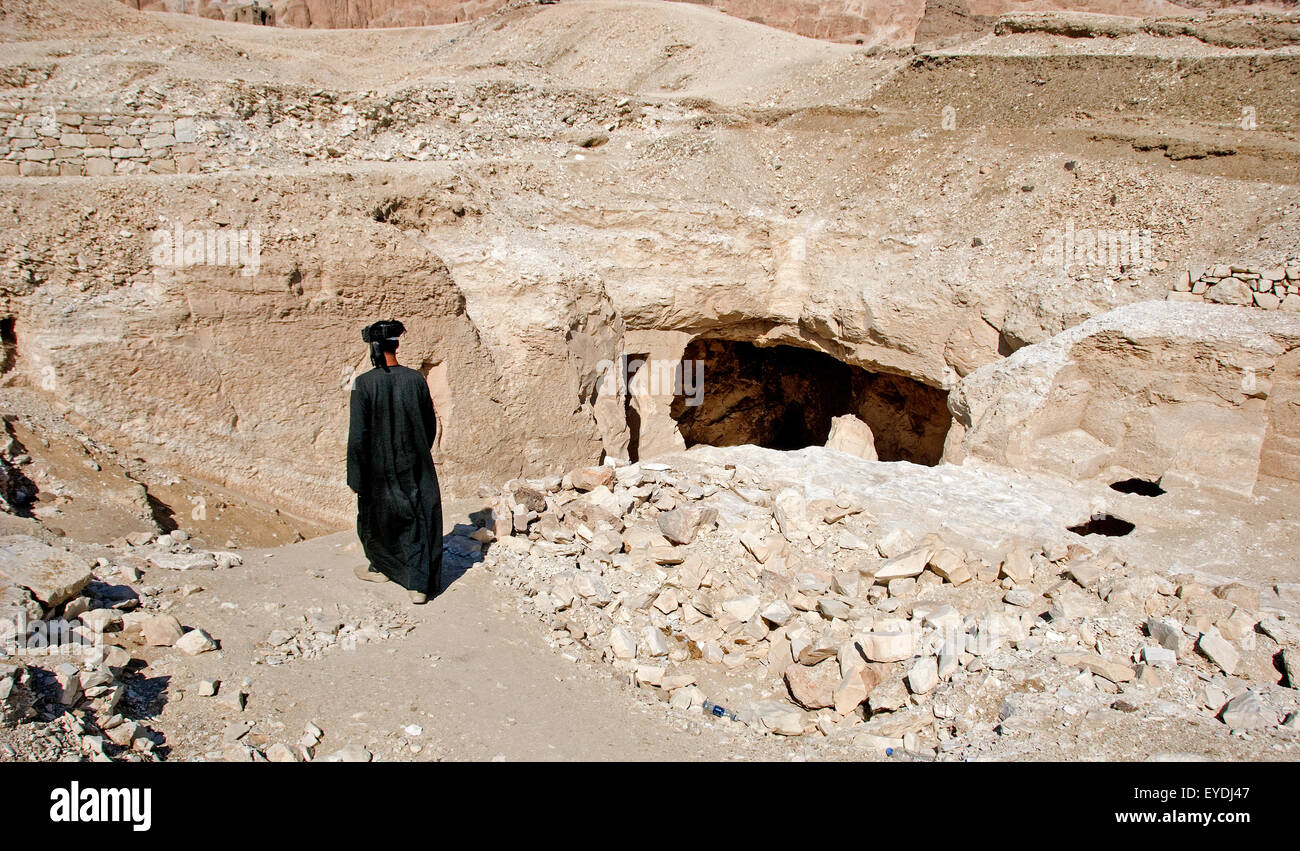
[109,0,1287,44]
[0,0,1298,764]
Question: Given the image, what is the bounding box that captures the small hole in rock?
[0,317,15,374]
[1109,477,1165,497]
[1067,513,1135,537]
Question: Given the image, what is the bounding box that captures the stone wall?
[1167,258,1300,311]
[0,109,201,178]
[231,3,275,26]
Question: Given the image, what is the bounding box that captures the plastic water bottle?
[702,700,736,721]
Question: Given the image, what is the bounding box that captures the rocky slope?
[950,300,1300,496]
[115,0,1284,46]
[5,444,1298,761]
[1,0,1297,761]
[6,0,1298,525]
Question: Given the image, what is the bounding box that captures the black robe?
[346,365,443,595]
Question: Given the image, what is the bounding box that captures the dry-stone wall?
[1168,258,1300,311]
[0,108,202,177]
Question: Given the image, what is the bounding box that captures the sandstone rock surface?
[949,302,1300,495]
[0,536,93,607]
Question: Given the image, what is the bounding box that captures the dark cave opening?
[668,338,952,465]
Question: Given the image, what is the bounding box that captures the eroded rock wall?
[276,0,509,28]
[0,176,626,525]
[5,0,1300,529]
[947,301,1300,495]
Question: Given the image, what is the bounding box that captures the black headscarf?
[361,319,406,372]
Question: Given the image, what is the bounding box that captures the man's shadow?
[438,507,497,592]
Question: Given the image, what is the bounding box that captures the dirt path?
[145,499,786,762]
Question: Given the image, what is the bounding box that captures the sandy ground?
[136,502,794,761]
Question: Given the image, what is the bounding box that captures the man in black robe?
[346,320,443,604]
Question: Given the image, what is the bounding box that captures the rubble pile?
[0,531,239,761]
[216,719,372,764]
[210,81,637,169]
[1,523,433,762]
[482,459,1300,756]
[105,528,242,570]
[0,80,642,176]
[255,604,416,665]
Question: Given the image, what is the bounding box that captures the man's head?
[362,319,405,370]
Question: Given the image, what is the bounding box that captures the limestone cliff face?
[8,0,1300,528]
[947,302,1300,496]
[263,0,1186,43]
[111,0,1209,46]
[263,0,1209,45]
[686,0,927,44]
[0,176,623,526]
[275,0,509,28]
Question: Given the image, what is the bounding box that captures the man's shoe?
[354,564,389,583]
[409,590,428,605]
